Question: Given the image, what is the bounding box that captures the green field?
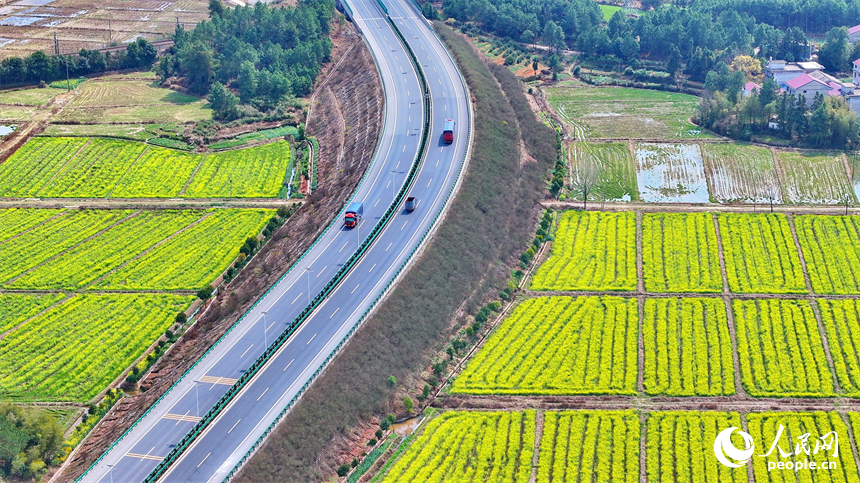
[531,211,636,291]
[569,142,638,201]
[0,208,273,290]
[0,293,193,402]
[379,411,535,482]
[0,137,292,198]
[0,87,59,106]
[40,123,161,142]
[538,410,640,483]
[775,151,854,204]
[796,215,860,294]
[642,298,734,396]
[546,86,708,140]
[718,213,807,294]
[54,77,211,124]
[701,143,781,203]
[642,213,722,293]
[734,299,834,397]
[598,4,621,20]
[452,296,638,395]
[0,293,65,334]
[0,208,64,242]
[646,411,747,483]
[818,299,860,397]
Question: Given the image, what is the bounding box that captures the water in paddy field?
[634,143,710,203]
[0,125,16,136]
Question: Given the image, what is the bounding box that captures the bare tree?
[570,151,600,211]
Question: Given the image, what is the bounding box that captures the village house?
[850,24,860,44]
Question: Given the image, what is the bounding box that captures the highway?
[77,0,470,481]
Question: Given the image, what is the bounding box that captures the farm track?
[436,394,860,413]
[0,198,302,209]
[543,200,860,215]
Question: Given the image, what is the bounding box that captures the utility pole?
[53,32,59,56]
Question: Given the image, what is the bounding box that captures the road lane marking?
[339,241,348,252]
[197,452,211,468]
[163,413,202,423]
[386,180,391,188]
[198,376,237,385]
[436,159,439,167]
[369,263,376,272]
[125,453,164,461]
[308,333,318,344]
[374,198,381,207]
[283,359,294,372]
[256,388,269,401]
[292,293,302,304]
[316,266,327,277]
[402,145,405,152]
[267,319,277,331]
[351,284,360,294]
[240,345,253,358]
[427,177,433,187]
[386,242,392,251]
[228,419,241,434]
[396,160,400,169]
[401,220,408,230]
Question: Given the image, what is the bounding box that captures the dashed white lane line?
[283,359,294,372]
[308,333,318,344]
[292,293,302,304]
[401,220,408,230]
[374,198,381,207]
[316,266,327,277]
[240,345,253,358]
[197,452,210,468]
[369,263,376,272]
[228,419,241,434]
[427,177,432,187]
[386,242,392,251]
[351,284,360,294]
[339,241,348,252]
[256,387,269,402]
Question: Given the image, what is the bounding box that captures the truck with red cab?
[344,202,363,228]
[443,119,455,144]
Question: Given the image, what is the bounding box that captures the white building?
[766,59,825,87]
[850,25,860,44]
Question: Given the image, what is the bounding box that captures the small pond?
[0,125,17,136]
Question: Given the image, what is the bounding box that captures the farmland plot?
[719,213,807,294]
[531,211,636,291]
[109,147,202,198]
[776,151,854,204]
[569,142,637,201]
[0,293,64,334]
[642,212,722,293]
[0,293,194,402]
[36,138,146,198]
[646,411,747,483]
[95,209,273,290]
[8,211,205,290]
[184,141,291,197]
[546,86,708,140]
[642,298,734,396]
[796,215,860,294]
[734,299,835,397]
[0,208,63,242]
[634,144,710,203]
[537,410,640,483]
[747,412,859,483]
[0,210,132,284]
[817,300,860,397]
[701,143,782,203]
[0,137,88,196]
[451,296,638,395]
[379,411,535,483]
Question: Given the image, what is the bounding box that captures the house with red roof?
[785,73,832,106]
[850,24,860,44]
[742,81,760,97]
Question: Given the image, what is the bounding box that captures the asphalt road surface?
[78,0,469,481]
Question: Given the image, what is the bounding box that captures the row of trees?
[157,0,334,119]
[697,67,860,148]
[0,38,157,88]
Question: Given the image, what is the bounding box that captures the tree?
[809,102,831,147]
[666,45,682,76]
[197,285,215,300]
[403,396,414,413]
[730,55,763,81]
[208,0,224,17]
[571,152,600,210]
[522,29,535,48]
[542,20,565,53]
[818,26,850,72]
[178,42,214,94]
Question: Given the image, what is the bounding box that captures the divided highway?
[78,0,470,481]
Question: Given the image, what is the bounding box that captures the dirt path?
[542,200,860,215]
[0,198,302,209]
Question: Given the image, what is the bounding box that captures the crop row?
[379,411,535,482]
[455,296,860,398]
[535,211,860,295]
[0,293,194,402]
[0,137,292,198]
[531,211,637,291]
[0,209,273,291]
[0,208,63,242]
[0,293,65,334]
[452,296,638,395]
[382,410,860,483]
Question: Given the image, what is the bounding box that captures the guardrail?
[135,6,433,483]
[222,2,475,481]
